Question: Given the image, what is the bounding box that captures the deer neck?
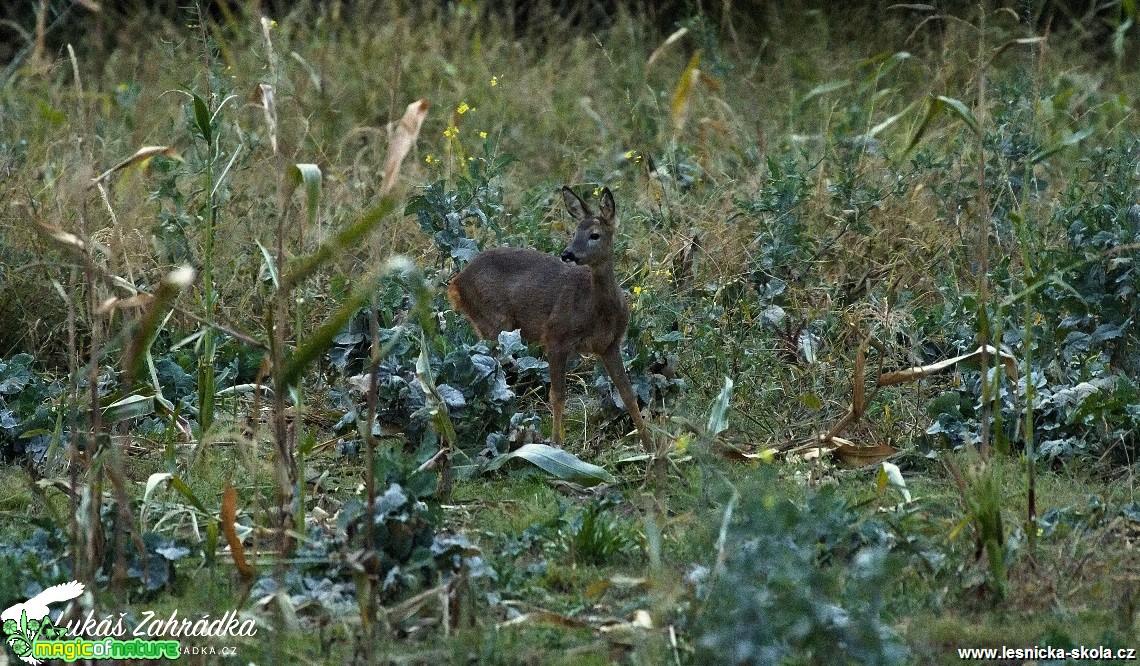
[587,259,621,305]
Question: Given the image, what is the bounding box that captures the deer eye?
[589,232,601,240]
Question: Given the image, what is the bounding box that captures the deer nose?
[560,250,577,263]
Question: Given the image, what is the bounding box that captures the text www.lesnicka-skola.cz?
[958,646,1137,660]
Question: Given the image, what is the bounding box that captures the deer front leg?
[600,345,663,483]
[548,350,567,446]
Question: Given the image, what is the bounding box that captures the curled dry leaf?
[34,220,88,252]
[254,83,279,154]
[379,99,430,196]
[96,293,152,315]
[91,146,180,186]
[599,610,654,634]
[647,26,688,68]
[833,442,901,469]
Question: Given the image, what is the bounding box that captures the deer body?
[448,187,659,477]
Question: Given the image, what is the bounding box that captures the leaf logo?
[2,582,84,665]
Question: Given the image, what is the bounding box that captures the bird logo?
[2,581,84,665]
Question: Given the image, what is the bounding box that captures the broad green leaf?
[204,520,219,566]
[281,196,396,291]
[191,92,212,143]
[484,443,616,484]
[168,476,210,514]
[101,394,155,422]
[904,95,978,156]
[799,392,823,410]
[285,163,323,232]
[1029,127,1094,164]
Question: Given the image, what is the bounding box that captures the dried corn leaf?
[123,265,195,384]
[720,446,775,463]
[833,442,901,468]
[498,611,587,630]
[671,51,702,134]
[91,145,179,185]
[852,340,868,412]
[221,484,256,579]
[647,26,688,68]
[379,99,429,196]
[877,344,1017,387]
[34,220,89,253]
[385,582,449,624]
[254,83,278,154]
[599,610,654,633]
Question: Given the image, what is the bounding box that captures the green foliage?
[4,2,1140,660]
[253,453,492,617]
[568,500,637,566]
[0,355,59,462]
[736,153,815,300]
[694,473,909,665]
[405,141,514,268]
[327,304,541,457]
[494,497,640,591]
[0,529,72,610]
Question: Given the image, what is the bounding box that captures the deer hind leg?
[600,344,664,483]
[548,351,567,446]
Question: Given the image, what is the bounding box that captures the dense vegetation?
[1,1,1139,663]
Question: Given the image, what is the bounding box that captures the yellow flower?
[592,187,601,197]
[269,19,278,28]
[490,76,499,87]
[632,285,643,296]
[457,102,470,114]
[479,131,488,139]
[624,150,634,159]
[443,125,458,139]
[424,154,435,164]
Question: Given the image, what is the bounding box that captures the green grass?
[2,2,1140,664]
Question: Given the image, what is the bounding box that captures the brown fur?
[448,186,661,481]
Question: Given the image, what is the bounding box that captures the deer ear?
[562,186,589,219]
[599,188,616,222]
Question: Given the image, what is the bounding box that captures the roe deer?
[448,186,662,481]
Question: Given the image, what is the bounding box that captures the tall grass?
[2,2,1139,661]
